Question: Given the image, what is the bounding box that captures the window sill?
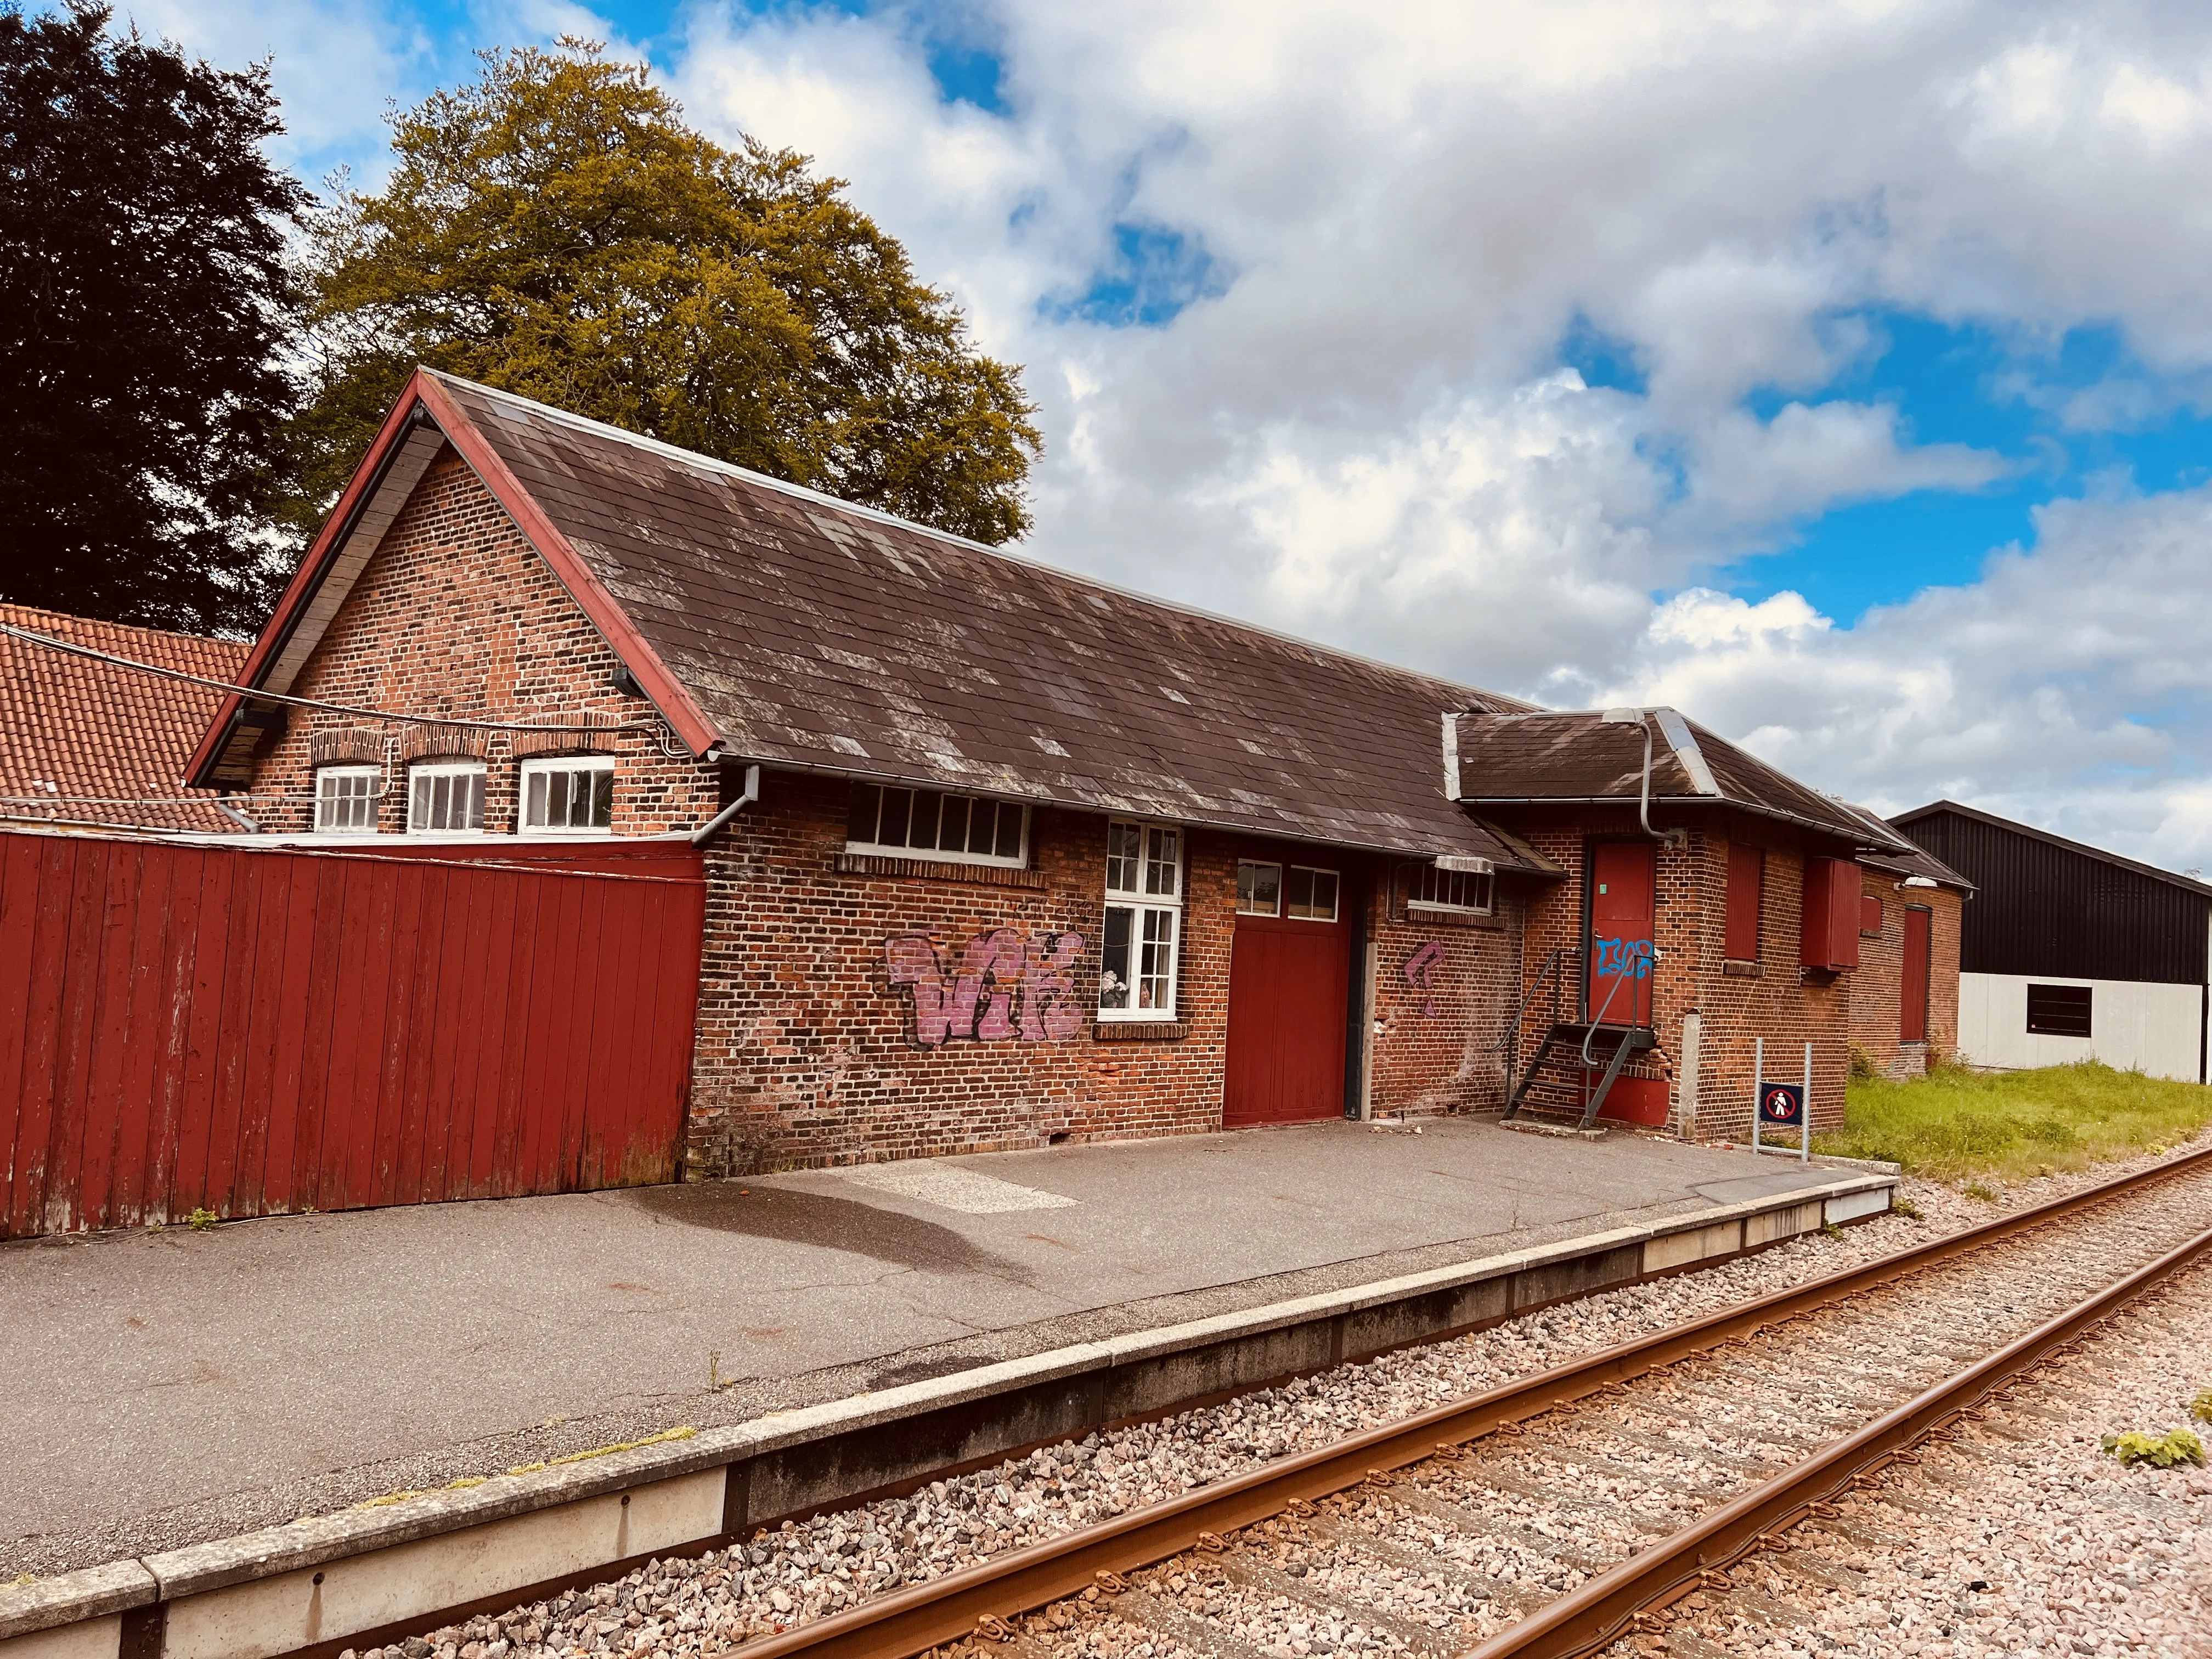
[834,851,1046,889]
[1723,960,1762,978]
[1093,1020,1188,1042]
[1402,904,1505,929]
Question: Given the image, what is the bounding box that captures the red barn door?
[1224,860,1350,1126]
[1901,905,1932,1044]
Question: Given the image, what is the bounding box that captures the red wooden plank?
[332,861,394,1212]
[77,843,146,1229]
[10,840,82,1235]
[516,876,578,1193]
[143,847,206,1227]
[230,857,296,1217]
[294,856,351,1212]
[475,871,528,1197]
[416,865,475,1203]
[610,887,672,1185]
[109,847,179,1225]
[377,860,430,1207]
[44,840,120,1232]
[550,879,600,1189]
[173,849,239,1218]
[0,837,52,1236]
[201,852,266,1218]
[261,857,323,1214]
[575,880,635,1189]
[650,880,708,1175]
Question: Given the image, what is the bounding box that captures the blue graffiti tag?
[1590,936,1655,979]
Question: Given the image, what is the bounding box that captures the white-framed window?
[408,761,486,834]
[1100,821,1182,1019]
[314,765,380,834]
[1237,859,1282,917]
[521,757,614,834]
[1408,864,1493,916]
[845,781,1027,866]
[1285,865,1340,922]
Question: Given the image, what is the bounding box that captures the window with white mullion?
[1100,821,1182,1019]
[314,765,381,833]
[408,761,486,834]
[845,781,1027,867]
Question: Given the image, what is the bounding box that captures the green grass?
[1815,1061,2212,1184]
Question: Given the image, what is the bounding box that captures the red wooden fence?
[0,828,705,1238]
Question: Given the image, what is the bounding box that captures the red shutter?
[1860,893,1883,936]
[1725,843,1762,961]
[1801,858,1864,970]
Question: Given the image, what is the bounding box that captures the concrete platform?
[2,1115,1887,1586]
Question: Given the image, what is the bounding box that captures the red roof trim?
[185,370,723,785]
[412,373,721,757]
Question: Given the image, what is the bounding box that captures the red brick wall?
[1367,881,1527,1115]
[1501,810,1855,1135]
[1848,874,1964,1076]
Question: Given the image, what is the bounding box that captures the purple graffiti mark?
[885,929,1090,1049]
[1402,940,1447,1018]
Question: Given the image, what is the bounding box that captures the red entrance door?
[1900,905,1932,1043]
[1224,861,1350,1126]
[1587,842,1657,1029]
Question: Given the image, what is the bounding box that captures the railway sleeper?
[1105,1586,1274,1659]
[1436,1460,1676,1534]
[1300,1508,1559,1610]
[1358,1487,1611,1575]
[1211,1555,1460,1659]
[1585,1421,1787,1476]
[1500,1442,1730,1497]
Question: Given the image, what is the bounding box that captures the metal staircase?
[1490,944,1659,1132]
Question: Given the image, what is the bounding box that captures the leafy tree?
[289,42,1041,546]
[0,1,306,634]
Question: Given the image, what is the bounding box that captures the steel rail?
[1466,1211,2212,1658]
[714,1143,2212,1659]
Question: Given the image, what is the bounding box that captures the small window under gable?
[409,761,486,834]
[315,765,380,834]
[1408,864,1492,916]
[522,757,613,834]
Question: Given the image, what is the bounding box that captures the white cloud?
[196,0,2212,868]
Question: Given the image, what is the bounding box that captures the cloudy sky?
[101,0,2212,867]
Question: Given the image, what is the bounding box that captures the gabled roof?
[1892,799,2212,901]
[1,604,248,833]
[1451,707,1917,854]
[1835,800,1973,890]
[192,370,1553,871]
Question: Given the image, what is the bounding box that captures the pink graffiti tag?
[885,929,1090,1048]
[1402,940,1448,1018]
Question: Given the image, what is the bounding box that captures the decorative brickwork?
[1367,884,1526,1116]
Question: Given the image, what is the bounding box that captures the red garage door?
[1224,859,1350,1126]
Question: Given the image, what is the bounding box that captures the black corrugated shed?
[1893,800,2211,985]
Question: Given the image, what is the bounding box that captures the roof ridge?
[1892,798,2212,898]
[0,602,249,656]
[428,369,1539,714]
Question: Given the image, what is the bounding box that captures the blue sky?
[112,0,2212,860]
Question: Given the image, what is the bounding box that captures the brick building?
[183,370,1936,1172]
[1839,803,1971,1079]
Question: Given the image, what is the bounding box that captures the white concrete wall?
[1957,973,2205,1081]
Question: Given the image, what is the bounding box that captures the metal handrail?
[1485,945,1577,1056]
[1579,939,1654,1064]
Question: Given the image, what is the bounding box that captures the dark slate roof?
[1833,800,1974,889]
[0,605,248,834]
[435,375,1554,870]
[1892,799,2212,900]
[1452,708,1918,853]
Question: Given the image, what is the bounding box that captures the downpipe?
[690,763,760,848]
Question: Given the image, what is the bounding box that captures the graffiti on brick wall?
[885,928,1088,1048]
[1402,940,1447,1018]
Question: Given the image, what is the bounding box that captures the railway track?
[706,1146,2212,1659]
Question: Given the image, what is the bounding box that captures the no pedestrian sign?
[1758,1082,1805,1127]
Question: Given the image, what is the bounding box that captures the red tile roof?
[0,605,249,834]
